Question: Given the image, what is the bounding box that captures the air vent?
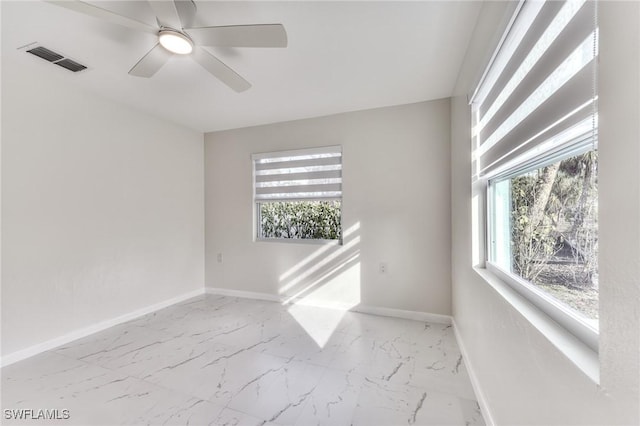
[27,46,63,63]
[55,59,87,73]
[23,44,87,73]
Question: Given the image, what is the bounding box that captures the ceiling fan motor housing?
[158,29,194,55]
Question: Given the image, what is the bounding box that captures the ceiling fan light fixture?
[158,30,193,55]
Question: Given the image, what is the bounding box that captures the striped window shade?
[252,146,342,202]
[471,0,598,179]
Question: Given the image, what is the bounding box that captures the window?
[471,0,598,351]
[252,146,342,242]
[489,148,598,326]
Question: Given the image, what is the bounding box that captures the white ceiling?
[2,1,482,132]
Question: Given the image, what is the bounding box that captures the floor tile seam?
[143,379,244,417]
[48,346,226,411]
[11,351,205,408]
[100,361,234,414]
[319,346,361,370]
[295,358,341,369]
[81,313,264,356]
[238,356,334,425]
[256,377,321,426]
[221,377,319,425]
[172,330,255,352]
[244,337,348,360]
[246,355,478,406]
[317,364,469,393]
[47,349,122,374]
[218,406,271,425]
[340,332,451,345]
[91,347,239,405]
[360,378,478,404]
[352,382,429,419]
[134,378,232,413]
[50,323,173,360]
[365,376,480,401]
[53,329,194,368]
[318,365,369,387]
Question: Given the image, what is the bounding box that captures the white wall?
[451,1,640,424]
[205,100,451,316]
[1,56,205,357]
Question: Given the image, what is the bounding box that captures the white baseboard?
[352,304,452,325]
[0,288,205,368]
[452,319,494,426]
[205,287,281,302]
[205,287,452,325]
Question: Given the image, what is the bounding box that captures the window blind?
[252,146,342,202]
[472,0,598,179]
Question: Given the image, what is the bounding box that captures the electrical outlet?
[217,253,223,263]
[379,262,388,274]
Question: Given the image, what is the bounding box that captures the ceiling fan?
[45,0,288,92]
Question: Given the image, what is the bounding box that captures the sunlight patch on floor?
[286,260,360,348]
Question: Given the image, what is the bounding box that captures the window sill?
[473,267,600,384]
[255,237,342,246]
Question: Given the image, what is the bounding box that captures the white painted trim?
[205,287,281,302]
[351,304,452,325]
[0,288,205,368]
[205,287,452,325]
[475,267,599,383]
[486,262,599,352]
[453,319,495,426]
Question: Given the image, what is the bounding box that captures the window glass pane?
[492,150,598,320]
[258,200,341,240]
[491,179,512,270]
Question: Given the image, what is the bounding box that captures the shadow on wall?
[278,222,361,347]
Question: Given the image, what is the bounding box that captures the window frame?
[252,146,343,244]
[485,144,599,352]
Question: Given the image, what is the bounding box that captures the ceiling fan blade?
[129,44,173,77]
[148,0,182,29]
[175,0,197,29]
[186,24,288,48]
[44,1,157,34]
[191,47,251,92]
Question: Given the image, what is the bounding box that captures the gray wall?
[1,57,205,357]
[205,100,452,316]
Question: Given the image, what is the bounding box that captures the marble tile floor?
[1,295,485,426]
